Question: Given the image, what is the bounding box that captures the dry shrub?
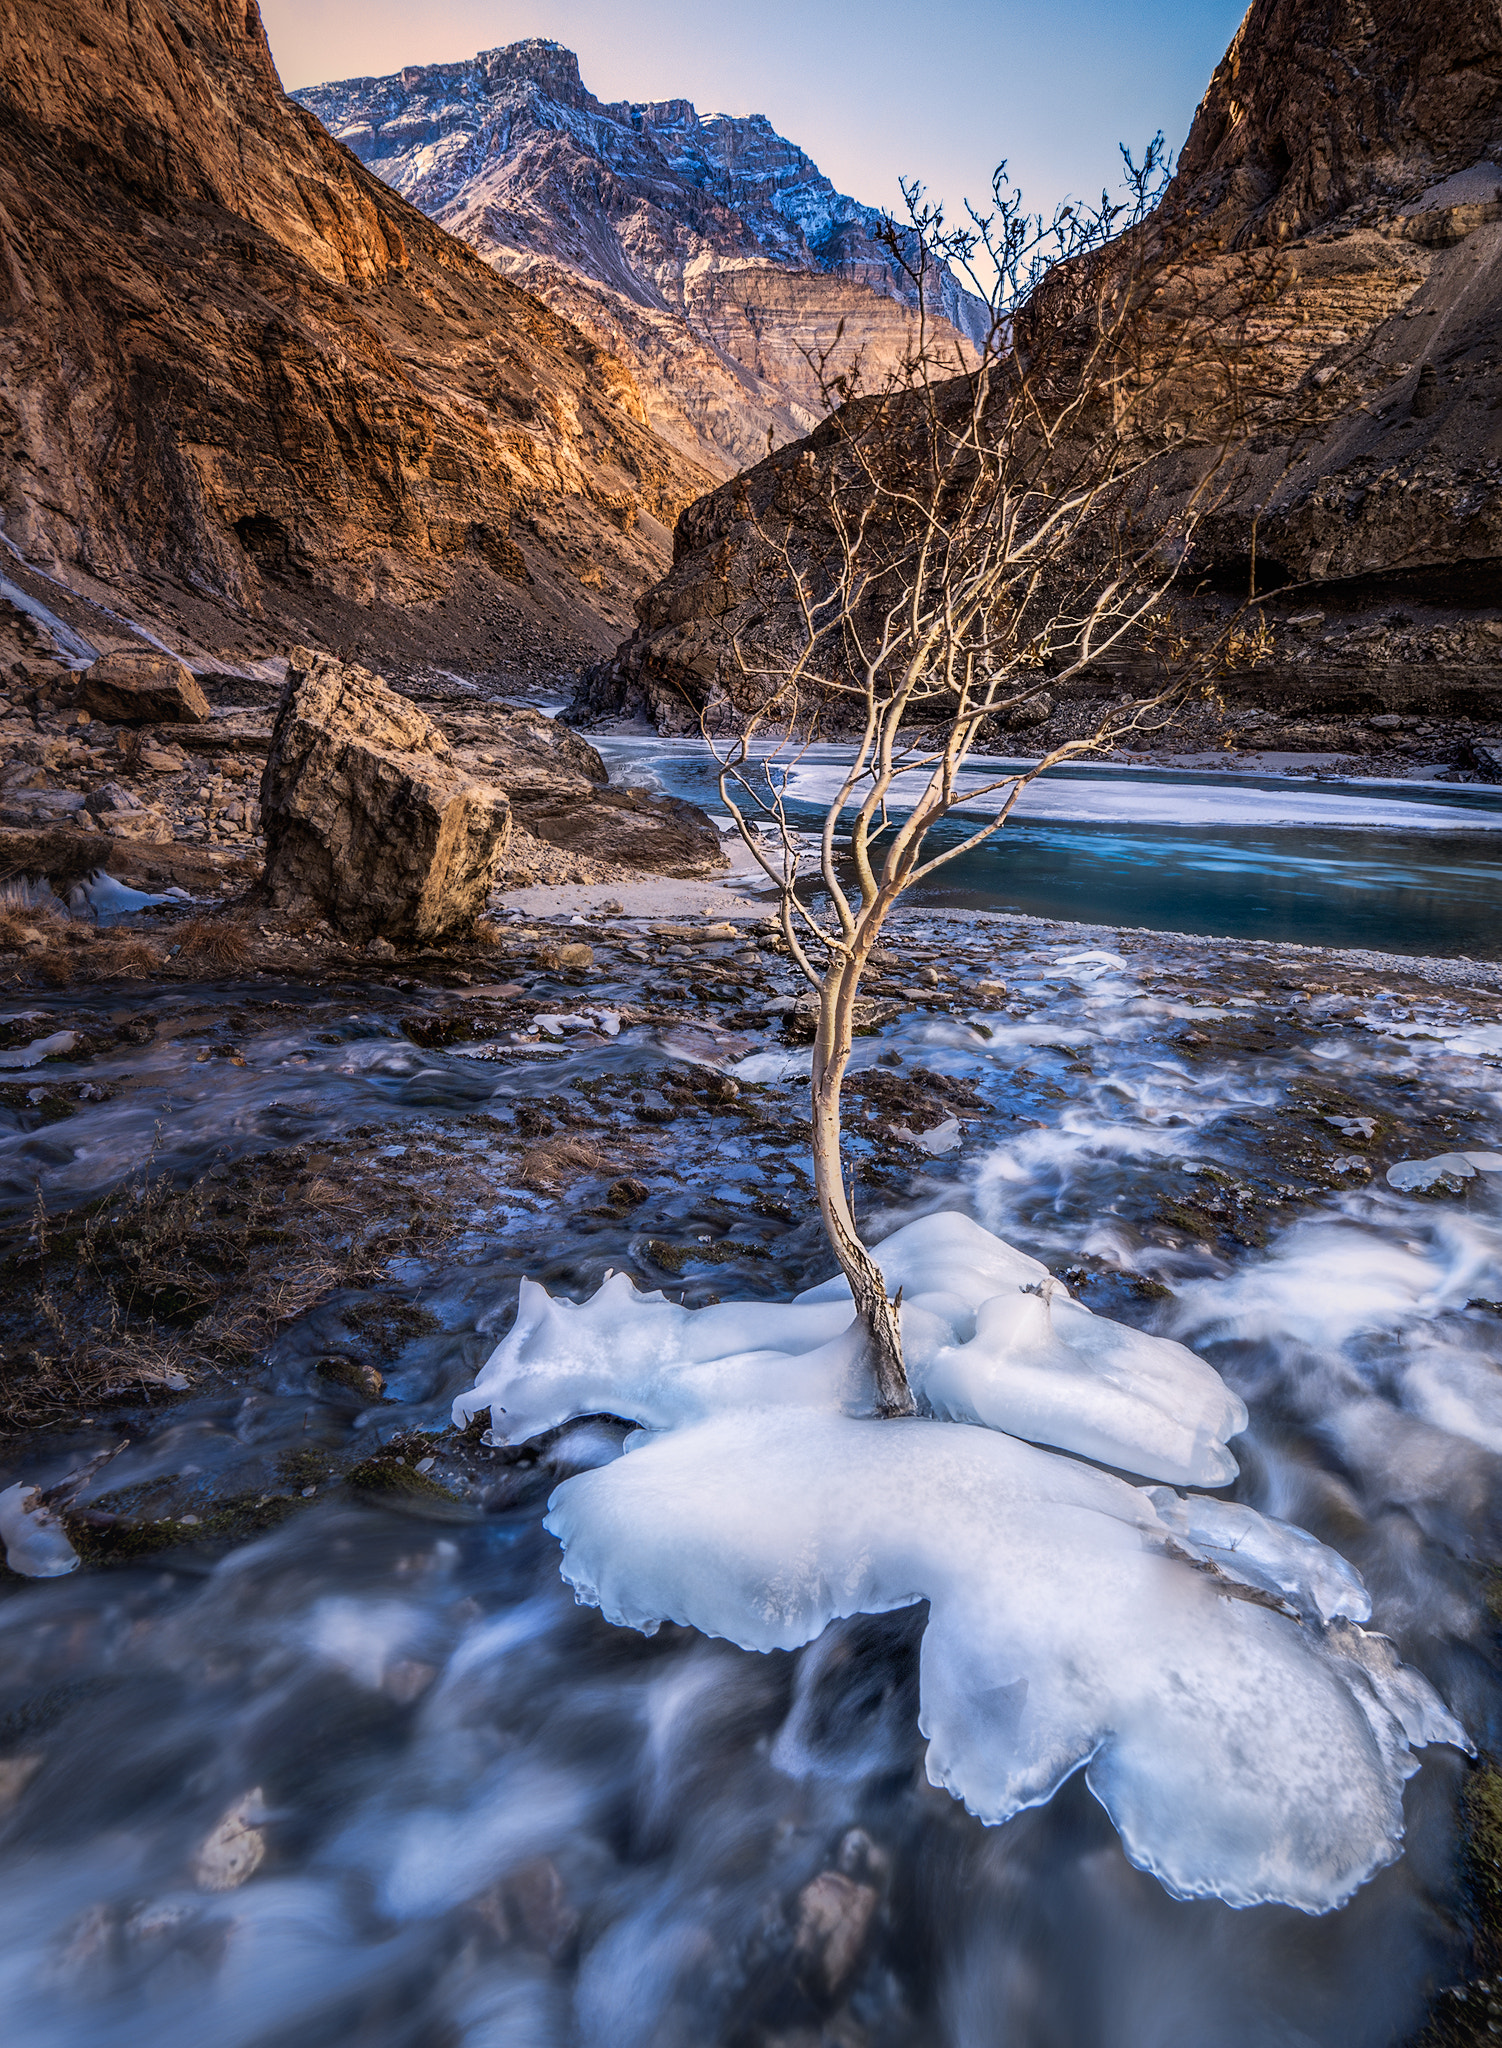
[470,921,503,948]
[0,878,69,953]
[516,1138,611,1191]
[172,915,254,971]
[0,909,58,950]
[84,935,165,980]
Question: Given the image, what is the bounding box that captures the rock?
[793,1869,878,1995]
[83,781,171,841]
[518,785,727,878]
[83,782,141,816]
[259,649,512,942]
[460,706,608,801]
[1453,739,1502,783]
[0,0,713,687]
[191,1790,266,1891]
[80,652,210,725]
[100,809,172,844]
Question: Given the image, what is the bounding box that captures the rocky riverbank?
[2,887,1498,1442]
[1,880,1501,2045]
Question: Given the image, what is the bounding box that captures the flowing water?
[606,737,1502,959]
[1,835,1501,2041]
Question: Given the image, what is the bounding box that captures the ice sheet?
[459,1210,1464,1912]
[460,1213,1247,1485]
[771,755,1502,832]
[545,1407,1465,1912]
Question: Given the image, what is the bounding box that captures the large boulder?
[517,784,727,877]
[460,705,608,800]
[81,650,211,724]
[260,650,511,941]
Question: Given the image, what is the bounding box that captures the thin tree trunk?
[809,949,915,1417]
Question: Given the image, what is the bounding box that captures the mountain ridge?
[296,41,986,476]
[574,0,1502,751]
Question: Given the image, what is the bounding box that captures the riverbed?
[1,889,1500,2047]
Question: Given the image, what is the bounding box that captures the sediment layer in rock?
[0,0,714,687]
[296,41,983,480]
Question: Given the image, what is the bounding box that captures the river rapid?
[0,867,1501,2043]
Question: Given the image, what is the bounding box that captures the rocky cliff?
[296,43,985,479]
[0,0,715,688]
[577,0,1502,755]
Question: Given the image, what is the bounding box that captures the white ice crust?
[0,1482,80,1577]
[456,1210,1467,1913]
[459,1212,1247,1487]
[1387,1151,1502,1191]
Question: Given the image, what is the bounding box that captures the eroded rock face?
[296,41,983,479]
[518,786,727,878]
[456,707,609,801]
[80,653,210,726]
[0,0,713,683]
[575,0,1502,740]
[260,651,511,941]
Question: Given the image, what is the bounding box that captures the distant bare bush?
[171,915,254,972]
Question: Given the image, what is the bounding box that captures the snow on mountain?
[297,41,986,476]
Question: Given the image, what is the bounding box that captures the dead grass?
[0,1158,384,1434]
[80,935,166,981]
[516,1137,613,1190]
[0,881,69,953]
[171,915,254,971]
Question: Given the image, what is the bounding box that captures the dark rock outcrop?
[576,0,1502,742]
[260,650,511,941]
[80,652,210,726]
[296,41,983,479]
[0,0,714,684]
[517,785,727,878]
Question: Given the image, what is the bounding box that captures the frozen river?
[603,738,1502,958]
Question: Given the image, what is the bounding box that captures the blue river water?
[600,739,1502,958]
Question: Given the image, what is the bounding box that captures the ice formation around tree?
[456,1211,1467,1913]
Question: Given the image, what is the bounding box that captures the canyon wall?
[297,44,984,479]
[0,0,715,684]
[577,0,1502,740]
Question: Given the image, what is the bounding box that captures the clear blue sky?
[260,0,1249,226]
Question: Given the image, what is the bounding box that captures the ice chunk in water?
[1387,1152,1502,1192]
[924,1282,1247,1485]
[459,1209,1463,1911]
[454,1269,858,1441]
[545,1408,1466,1914]
[67,871,184,924]
[458,1213,1246,1485]
[0,1030,77,1071]
[1145,1488,1371,1623]
[0,1482,80,1577]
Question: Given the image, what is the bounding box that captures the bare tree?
[704,148,1304,1414]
